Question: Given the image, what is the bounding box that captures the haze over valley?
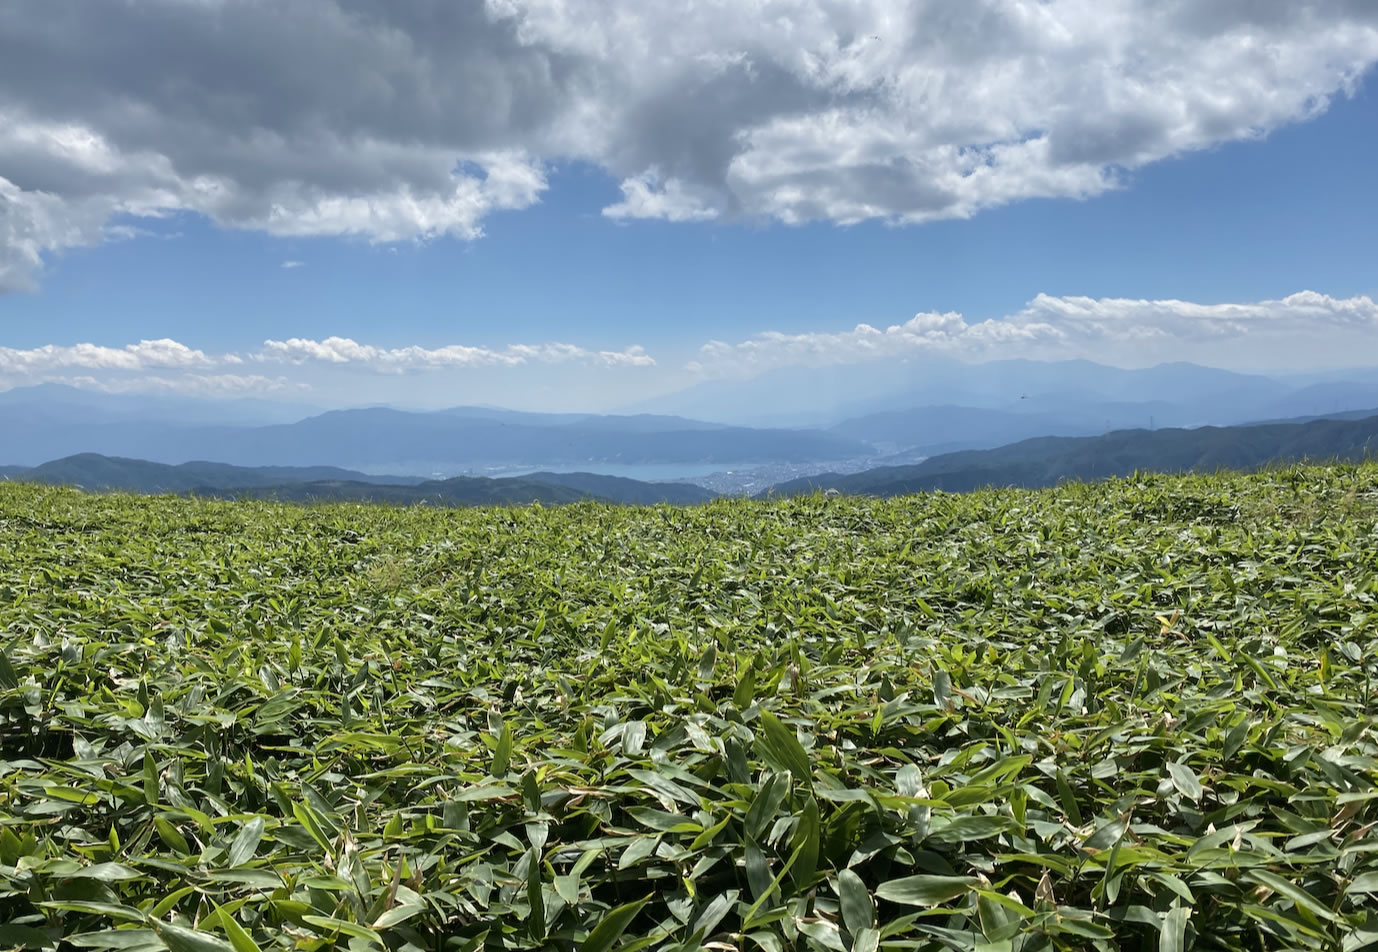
[7,356,1378,500]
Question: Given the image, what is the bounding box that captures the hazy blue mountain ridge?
[0,399,866,469]
[1,454,716,506]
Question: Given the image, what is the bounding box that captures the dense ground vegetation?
[1,466,1377,951]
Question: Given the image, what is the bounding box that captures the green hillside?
[765,411,1378,497]
[1,466,1376,950]
[220,473,716,506]
[216,476,596,507]
[213,473,714,506]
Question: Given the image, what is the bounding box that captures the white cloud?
[508,343,657,367]
[0,338,213,375]
[604,171,719,222]
[2,2,1377,288]
[0,334,654,379]
[281,260,305,269]
[690,291,1378,376]
[0,334,656,400]
[255,336,656,371]
[1015,290,1378,337]
[3,293,1375,402]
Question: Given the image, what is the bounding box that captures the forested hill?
[0,454,717,506]
[0,454,424,493]
[762,410,1378,497]
[220,473,716,506]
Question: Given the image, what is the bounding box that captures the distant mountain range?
[8,408,1378,508]
[0,388,867,470]
[10,360,1378,474]
[0,453,716,506]
[819,361,1378,454]
[634,357,1378,434]
[763,410,1378,497]
[9,358,1378,493]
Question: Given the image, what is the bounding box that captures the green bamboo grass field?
[2,466,1376,951]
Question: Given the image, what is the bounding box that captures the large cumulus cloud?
[2,0,1377,289]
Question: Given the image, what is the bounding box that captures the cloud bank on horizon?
[691,291,1378,378]
[1,0,1377,292]
[4,291,1376,402]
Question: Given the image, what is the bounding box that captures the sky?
[2,0,1378,412]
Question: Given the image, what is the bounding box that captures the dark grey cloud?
[1,0,1376,290]
[618,58,834,198]
[0,1,570,153]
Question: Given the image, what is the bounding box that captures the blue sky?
[2,2,1378,410]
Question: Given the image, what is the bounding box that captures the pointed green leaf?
[745,837,773,903]
[226,817,265,868]
[756,711,812,786]
[155,817,190,855]
[581,895,652,952]
[733,661,758,711]
[789,796,820,888]
[373,903,425,929]
[216,906,263,952]
[838,869,876,935]
[1160,905,1188,952]
[1166,762,1203,803]
[493,722,513,777]
[875,875,979,907]
[527,846,545,941]
[70,862,143,882]
[1244,869,1340,922]
[155,922,236,952]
